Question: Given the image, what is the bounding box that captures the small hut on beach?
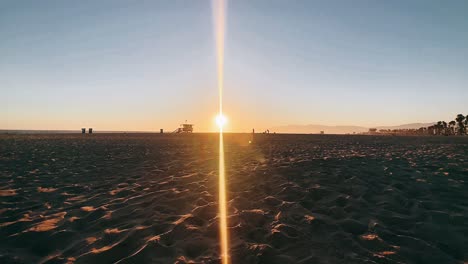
[181,123,193,133]
[172,122,194,133]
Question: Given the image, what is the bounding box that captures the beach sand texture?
[1,134,467,263]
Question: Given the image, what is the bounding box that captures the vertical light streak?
[218,132,228,263]
[214,0,225,119]
[212,0,229,264]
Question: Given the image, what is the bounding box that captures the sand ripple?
[0,133,467,263]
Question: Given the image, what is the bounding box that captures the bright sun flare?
[216,113,227,129]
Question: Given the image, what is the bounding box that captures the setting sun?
[216,113,227,130]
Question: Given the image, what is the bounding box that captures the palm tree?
[442,121,448,135]
[449,121,456,135]
[455,114,466,135]
[427,126,434,135]
[436,121,444,135]
[465,115,468,135]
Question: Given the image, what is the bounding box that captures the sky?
[2,0,468,132]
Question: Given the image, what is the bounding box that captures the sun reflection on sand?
[213,0,229,263]
[218,132,229,263]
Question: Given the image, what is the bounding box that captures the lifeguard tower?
[172,121,194,133]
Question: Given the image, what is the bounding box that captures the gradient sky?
[2,0,468,132]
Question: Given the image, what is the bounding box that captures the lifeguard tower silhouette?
[172,121,194,133]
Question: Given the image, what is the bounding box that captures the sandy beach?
[1,133,467,263]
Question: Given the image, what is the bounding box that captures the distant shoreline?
[0,130,158,134]
[0,130,463,137]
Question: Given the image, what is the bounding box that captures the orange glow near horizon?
[213,0,229,263]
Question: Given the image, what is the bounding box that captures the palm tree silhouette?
[426,125,433,135]
[422,115,467,136]
[449,121,456,135]
[436,121,444,135]
[455,114,466,135]
[442,121,448,135]
[465,115,468,135]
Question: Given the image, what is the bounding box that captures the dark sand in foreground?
[1,134,467,263]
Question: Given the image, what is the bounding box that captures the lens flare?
[212,0,229,263]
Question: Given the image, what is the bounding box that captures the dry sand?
[0,133,467,263]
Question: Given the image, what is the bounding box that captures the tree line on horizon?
[374,114,468,136]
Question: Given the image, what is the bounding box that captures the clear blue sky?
[2,0,467,132]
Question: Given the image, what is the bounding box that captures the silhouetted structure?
[81,128,86,134]
[160,129,163,134]
[172,122,193,133]
[89,128,93,134]
[181,124,193,133]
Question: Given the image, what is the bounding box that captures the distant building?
[89,128,93,134]
[369,128,377,134]
[160,129,164,133]
[81,128,86,134]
